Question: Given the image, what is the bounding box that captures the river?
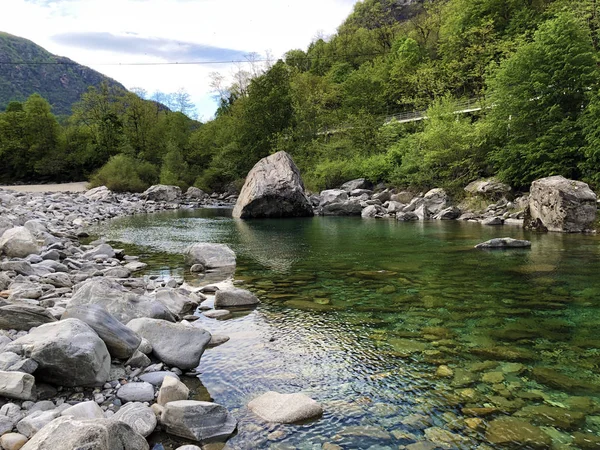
[91,208,600,449]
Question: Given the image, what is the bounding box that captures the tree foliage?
[3,1,600,193]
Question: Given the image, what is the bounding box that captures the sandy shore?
[0,182,88,193]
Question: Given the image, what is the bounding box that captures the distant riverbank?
[0,182,88,193]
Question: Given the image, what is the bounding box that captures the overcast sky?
[0,0,359,120]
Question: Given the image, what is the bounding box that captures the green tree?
[160,142,191,190]
[486,13,597,188]
[0,101,28,181]
[390,97,488,190]
[23,94,64,178]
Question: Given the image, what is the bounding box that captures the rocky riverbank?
[0,184,267,449]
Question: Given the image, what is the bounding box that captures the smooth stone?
[4,319,111,387]
[183,243,236,269]
[0,304,57,331]
[125,350,151,368]
[112,402,157,437]
[116,382,155,403]
[68,278,174,324]
[152,288,198,316]
[160,400,237,442]
[0,433,28,450]
[0,227,39,258]
[0,370,35,400]
[208,335,230,347]
[482,216,504,226]
[248,391,322,423]
[19,416,148,450]
[60,401,104,419]
[1,261,34,276]
[202,309,231,319]
[124,261,147,272]
[62,305,141,360]
[127,318,211,370]
[214,288,259,308]
[139,371,179,386]
[141,185,181,202]
[157,375,189,406]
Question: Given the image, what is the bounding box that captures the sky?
[0,0,360,120]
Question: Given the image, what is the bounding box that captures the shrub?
[89,154,158,192]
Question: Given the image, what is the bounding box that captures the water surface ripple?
[92,209,600,449]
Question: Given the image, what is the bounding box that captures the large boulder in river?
[68,278,175,324]
[183,243,236,269]
[21,416,148,450]
[4,319,111,386]
[0,227,39,258]
[127,318,211,370]
[232,151,313,219]
[141,184,181,202]
[524,176,597,233]
[62,305,141,360]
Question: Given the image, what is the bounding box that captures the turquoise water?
[92,209,600,449]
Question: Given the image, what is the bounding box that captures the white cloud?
[1,0,359,119]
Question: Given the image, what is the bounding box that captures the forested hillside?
[0,32,125,116]
[1,0,599,193]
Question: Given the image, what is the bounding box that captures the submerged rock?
[248,391,323,423]
[485,417,551,449]
[475,238,531,249]
[525,175,597,232]
[233,151,313,219]
[160,400,237,442]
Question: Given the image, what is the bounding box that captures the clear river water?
[91,208,600,450]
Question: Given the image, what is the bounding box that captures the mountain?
[0,32,126,116]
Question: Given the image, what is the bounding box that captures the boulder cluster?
[0,184,321,449]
